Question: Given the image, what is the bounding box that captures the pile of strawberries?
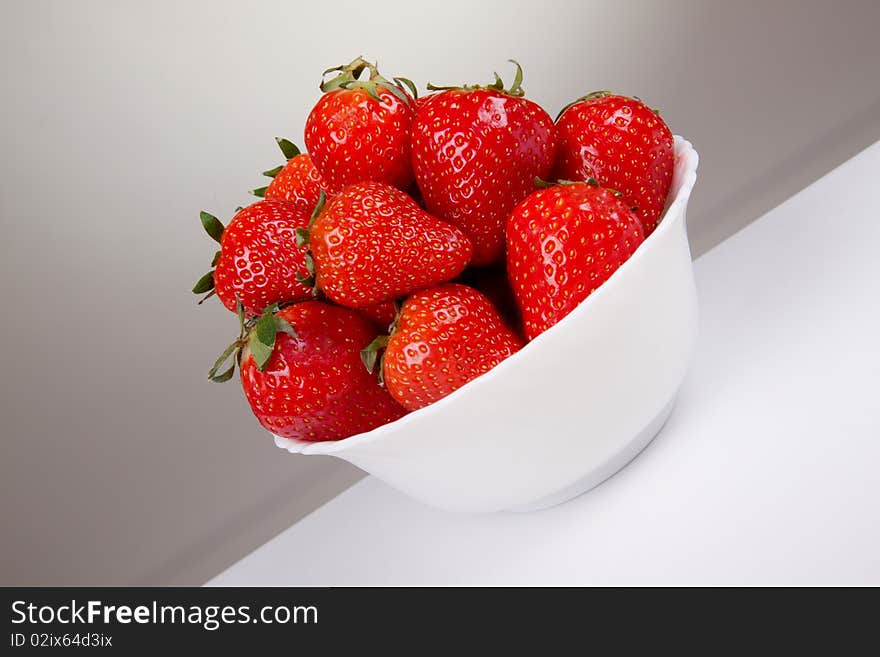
[194,57,674,442]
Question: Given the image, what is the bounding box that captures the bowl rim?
[276,136,699,456]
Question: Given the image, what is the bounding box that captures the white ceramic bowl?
[276,137,699,513]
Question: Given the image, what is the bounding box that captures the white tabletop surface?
[210,141,880,586]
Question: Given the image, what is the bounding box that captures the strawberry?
[365,283,524,411]
[456,264,522,337]
[305,57,416,190]
[413,92,439,112]
[304,181,472,308]
[507,181,645,340]
[357,300,399,332]
[251,137,336,214]
[553,92,674,235]
[191,200,315,317]
[411,61,557,265]
[209,301,406,441]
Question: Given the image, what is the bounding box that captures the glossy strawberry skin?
[411,89,557,265]
[383,284,524,411]
[305,86,415,191]
[553,94,673,235]
[264,153,336,214]
[507,184,645,340]
[413,92,439,112]
[357,300,398,332]
[310,182,473,308]
[240,302,407,441]
[213,200,313,317]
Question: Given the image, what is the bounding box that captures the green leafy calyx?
[360,335,390,374]
[208,302,300,383]
[200,211,224,243]
[358,300,403,386]
[193,211,227,303]
[554,90,659,121]
[427,59,526,98]
[254,138,303,197]
[320,56,415,107]
[276,137,301,160]
[533,176,625,198]
[294,191,327,294]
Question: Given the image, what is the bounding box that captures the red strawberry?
[306,181,472,308]
[411,61,557,265]
[413,92,439,112]
[252,137,336,214]
[192,200,314,317]
[209,301,406,441]
[357,300,398,332]
[553,92,674,235]
[456,264,522,337]
[369,283,524,411]
[305,57,415,190]
[507,181,645,340]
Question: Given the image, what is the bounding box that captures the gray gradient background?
[2,0,879,585]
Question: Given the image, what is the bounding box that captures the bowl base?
[507,395,677,512]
